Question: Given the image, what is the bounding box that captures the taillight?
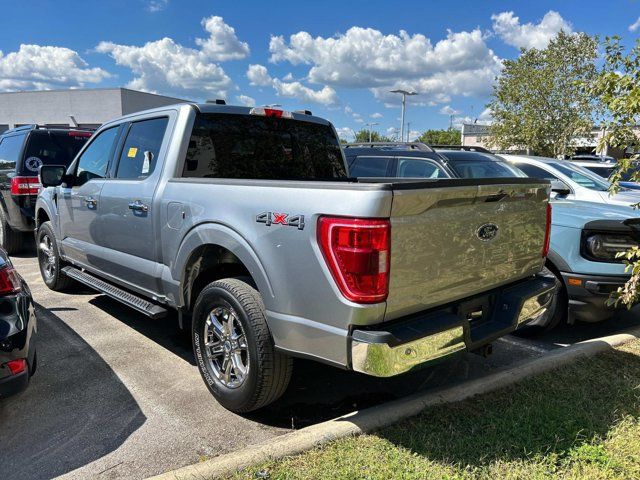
[68,131,92,137]
[10,176,41,195]
[0,266,22,295]
[542,202,552,257]
[318,216,390,304]
[249,107,294,119]
[6,358,26,375]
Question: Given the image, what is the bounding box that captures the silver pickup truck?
[35,103,555,412]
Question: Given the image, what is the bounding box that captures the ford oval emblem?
[476,223,499,241]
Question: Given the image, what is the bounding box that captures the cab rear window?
[20,131,91,175]
[182,113,346,180]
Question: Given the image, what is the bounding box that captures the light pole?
[364,122,379,142]
[390,89,417,142]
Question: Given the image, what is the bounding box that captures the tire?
[515,266,567,337]
[192,278,292,413]
[36,221,73,292]
[0,209,25,255]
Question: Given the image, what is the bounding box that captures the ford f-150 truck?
[35,103,555,412]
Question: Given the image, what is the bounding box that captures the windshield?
[439,151,527,178]
[21,131,91,175]
[550,162,611,191]
[182,113,346,180]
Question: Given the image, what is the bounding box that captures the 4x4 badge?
[256,212,305,230]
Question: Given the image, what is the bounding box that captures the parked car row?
[0,103,634,413]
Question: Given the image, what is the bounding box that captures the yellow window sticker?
[127,147,138,158]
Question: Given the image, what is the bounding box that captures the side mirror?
[550,179,570,196]
[39,165,67,188]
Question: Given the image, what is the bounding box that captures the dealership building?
[0,88,189,133]
[461,123,640,158]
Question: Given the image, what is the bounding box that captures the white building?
[0,88,189,133]
[461,123,640,158]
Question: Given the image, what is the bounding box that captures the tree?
[417,129,461,146]
[353,129,392,143]
[487,31,598,157]
[589,37,640,307]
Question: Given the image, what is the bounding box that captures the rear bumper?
[350,275,556,377]
[0,369,28,398]
[3,194,36,232]
[561,272,630,323]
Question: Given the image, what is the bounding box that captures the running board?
[62,267,168,319]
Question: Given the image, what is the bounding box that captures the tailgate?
[385,179,549,320]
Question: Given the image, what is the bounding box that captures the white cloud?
[452,107,493,128]
[96,16,247,99]
[370,112,383,119]
[268,26,502,105]
[336,127,354,140]
[491,11,572,50]
[246,63,338,105]
[439,105,461,115]
[195,16,250,61]
[0,44,111,91]
[147,0,168,12]
[629,17,640,32]
[247,64,273,86]
[407,130,421,141]
[235,94,256,107]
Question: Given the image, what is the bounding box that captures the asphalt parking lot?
[1,252,640,480]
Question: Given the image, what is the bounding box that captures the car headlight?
[582,233,639,262]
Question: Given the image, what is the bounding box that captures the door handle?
[128,200,149,213]
[84,196,97,208]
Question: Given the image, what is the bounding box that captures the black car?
[0,125,93,253]
[432,146,527,178]
[0,249,36,397]
[343,142,454,179]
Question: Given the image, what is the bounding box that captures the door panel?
[92,117,169,292]
[58,126,120,266]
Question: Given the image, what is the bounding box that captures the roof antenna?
[69,115,79,127]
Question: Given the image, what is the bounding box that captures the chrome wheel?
[38,234,56,280]
[204,306,249,389]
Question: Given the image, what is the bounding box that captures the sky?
[0,0,638,140]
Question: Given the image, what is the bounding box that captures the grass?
[231,340,640,480]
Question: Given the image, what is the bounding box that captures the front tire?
[192,278,292,413]
[36,221,73,292]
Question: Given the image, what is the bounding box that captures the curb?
[148,327,640,480]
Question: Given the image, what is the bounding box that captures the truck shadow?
[372,346,640,471]
[0,304,145,480]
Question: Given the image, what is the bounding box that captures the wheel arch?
[173,223,274,312]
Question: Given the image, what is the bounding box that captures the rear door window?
[20,131,91,175]
[0,134,25,170]
[349,156,393,177]
[115,117,168,180]
[396,157,448,178]
[182,113,346,180]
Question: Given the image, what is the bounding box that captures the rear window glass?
[21,131,91,174]
[439,151,526,178]
[182,113,346,180]
[349,156,392,177]
[0,134,25,170]
[583,165,615,179]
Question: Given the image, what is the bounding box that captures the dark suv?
[0,125,93,253]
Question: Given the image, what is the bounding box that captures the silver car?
[502,155,640,207]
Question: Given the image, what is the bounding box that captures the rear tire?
[0,210,25,255]
[192,278,292,413]
[36,221,73,292]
